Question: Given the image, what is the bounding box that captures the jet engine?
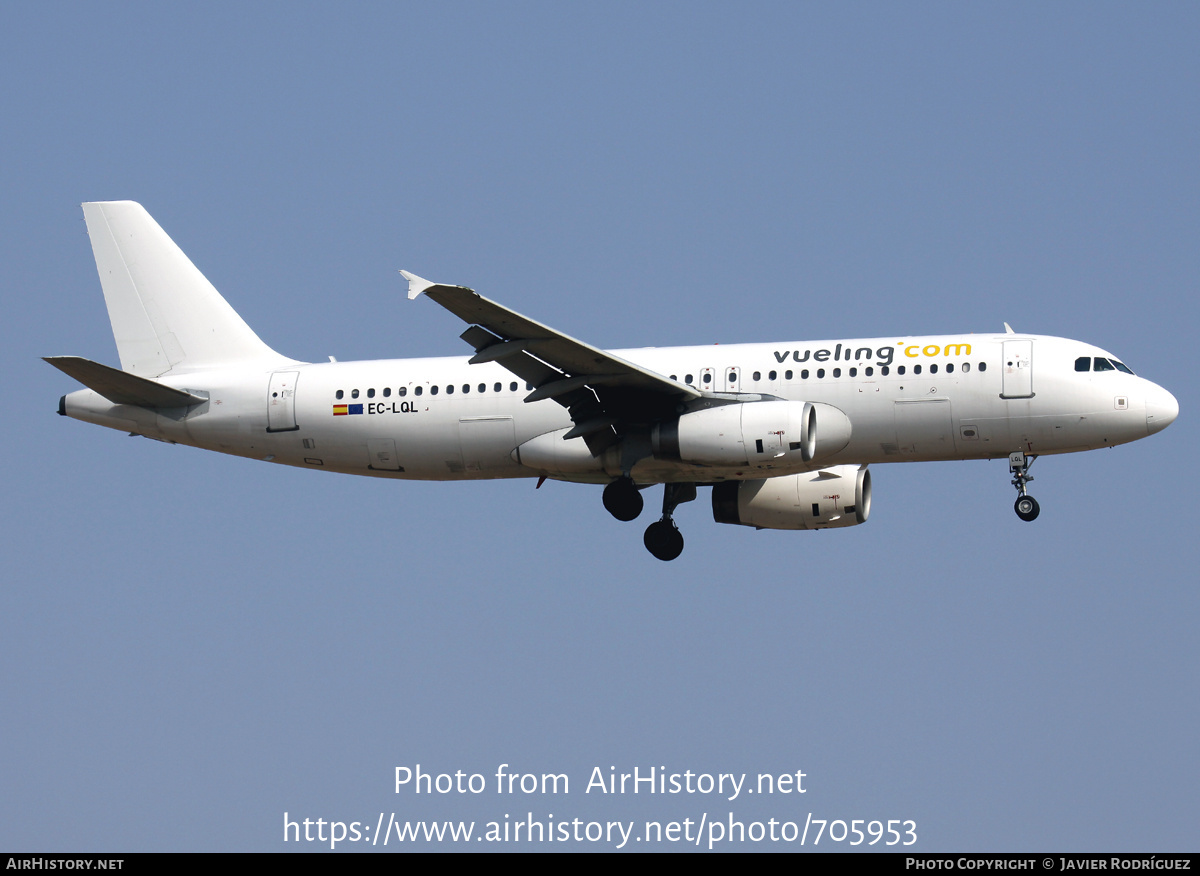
[653,400,851,469]
[711,465,871,530]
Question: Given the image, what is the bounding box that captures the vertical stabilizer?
[82,201,293,376]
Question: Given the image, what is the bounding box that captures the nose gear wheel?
[1014,495,1040,521]
[1008,452,1040,522]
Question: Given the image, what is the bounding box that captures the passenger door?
[1000,340,1034,399]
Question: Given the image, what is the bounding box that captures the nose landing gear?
[644,482,696,561]
[1009,452,1040,522]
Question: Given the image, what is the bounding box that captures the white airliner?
[49,201,1178,559]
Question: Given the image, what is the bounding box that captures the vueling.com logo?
[772,341,972,368]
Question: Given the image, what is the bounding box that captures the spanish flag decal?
[333,404,363,416]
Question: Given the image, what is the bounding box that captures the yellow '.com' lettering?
[902,343,972,358]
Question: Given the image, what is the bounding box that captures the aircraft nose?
[1145,384,1179,435]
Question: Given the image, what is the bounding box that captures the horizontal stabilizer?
[44,356,205,408]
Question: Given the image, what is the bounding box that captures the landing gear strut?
[643,483,696,561]
[1009,451,1040,522]
[603,476,643,521]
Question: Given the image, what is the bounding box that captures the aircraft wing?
[402,272,702,452]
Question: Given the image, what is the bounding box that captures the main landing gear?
[602,476,643,521]
[603,477,696,560]
[644,482,696,561]
[1009,451,1040,522]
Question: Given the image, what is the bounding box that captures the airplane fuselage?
[62,331,1172,485]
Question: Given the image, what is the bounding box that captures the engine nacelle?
[711,465,871,530]
[653,400,851,468]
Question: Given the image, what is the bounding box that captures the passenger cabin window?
[398,387,407,397]
[351,389,359,399]
[367,388,375,398]
[415,386,423,396]
[336,390,344,400]
[383,387,391,397]
[978,362,987,372]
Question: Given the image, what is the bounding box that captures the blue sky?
[2,2,1196,851]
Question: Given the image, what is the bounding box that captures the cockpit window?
[1093,357,1115,372]
[1112,360,1134,374]
[1075,356,1091,372]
